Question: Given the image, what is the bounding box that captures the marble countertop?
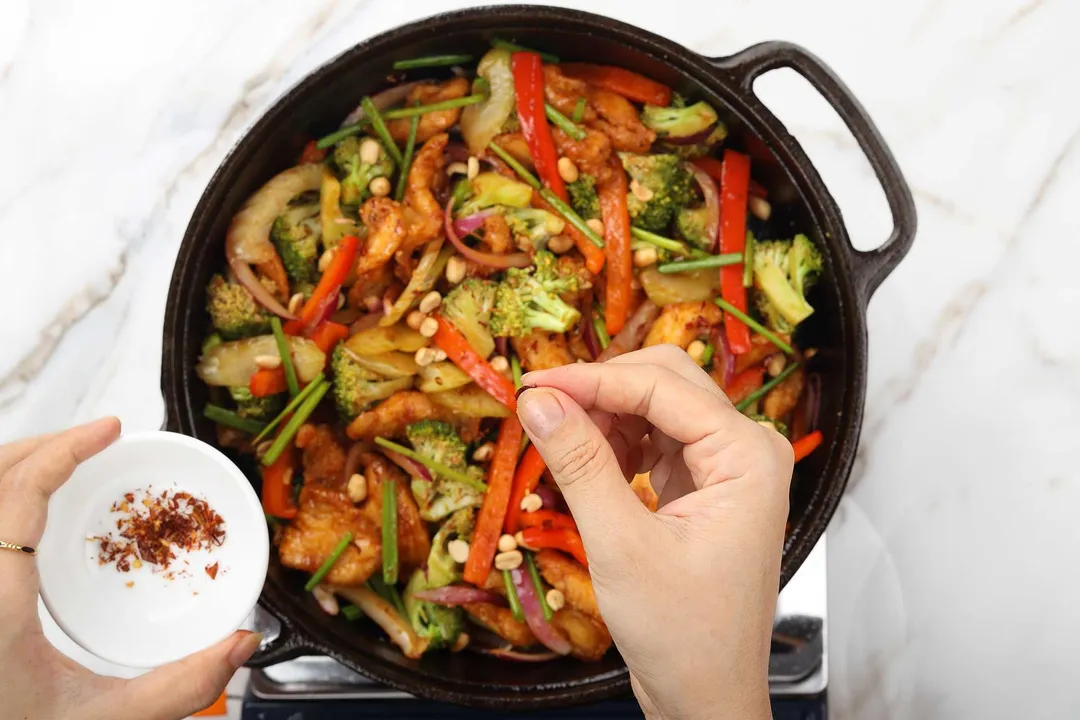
[4,0,1078,717]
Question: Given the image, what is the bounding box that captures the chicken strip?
[387,78,470,144]
[543,65,596,123]
[553,126,613,183]
[279,486,381,587]
[401,134,449,256]
[295,423,347,489]
[643,301,723,349]
[359,453,430,575]
[586,87,656,154]
[763,364,805,420]
[734,333,792,374]
[535,549,600,622]
[355,197,407,281]
[463,603,537,648]
[552,607,612,661]
[512,330,574,372]
[346,391,442,441]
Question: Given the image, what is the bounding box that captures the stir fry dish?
[197,40,826,662]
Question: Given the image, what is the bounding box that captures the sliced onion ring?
[444,198,531,269]
[687,162,721,253]
[413,585,506,606]
[452,210,494,239]
[510,567,571,655]
[340,81,430,127]
[597,300,659,362]
[382,448,433,484]
[227,257,295,319]
[710,325,735,387]
[330,585,428,659]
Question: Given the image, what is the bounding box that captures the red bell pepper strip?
[262,443,298,519]
[791,430,824,463]
[432,315,518,412]
[464,417,524,586]
[519,526,588,567]
[723,366,764,407]
[598,162,632,336]
[299,140,327,164]
[718,149,752,355]
[519,509,577,532]
[248,321,348,397]
[532,191,604,274]
[284,235,359,336]
[560,63,672,106]
[504,444,546,533]
[309,321,349,353]
[512,52,567,201]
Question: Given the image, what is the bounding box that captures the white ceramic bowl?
[37,431,269,668]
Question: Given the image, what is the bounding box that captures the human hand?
[516,345,793,720]
[0,418,262,720]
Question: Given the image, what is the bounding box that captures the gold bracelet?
[0,540,35,556]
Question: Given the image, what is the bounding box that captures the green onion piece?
[382,478,399,585]
[316,123,362,150]
[395,103,421,202]
[341,604,363,621]
[701,343,715,367]
[511,354,523,390]
[486,141,541,189]
[252,372,326,444]
[630,226,705,258]
[592,311,611,350]
[203,404,267,435]
[491,38,559,64]
[387,582,408,618]
[261,380,331,467]
[658,253,744,274]
[525,552,552,621]
[540,188,604,248]
[735,362,801,412]
[362,97,404,165]
[713,297,795,355]
[374,437,488,492]
[270,317,300,398]
[451,177,473,209]
[504,569,525,622]
[382,94,484,120]
[305,531,354,592]
[392,53,473,70]
[572,97,586,123]
[743,231,755,288]
[544,103,586,140]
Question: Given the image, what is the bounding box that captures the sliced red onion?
[597,301,659,362]
[710,326,735,387]
[687,162,721,253]
[341,442,370,487]
[452,210,494,239]
[791,373,822,441]
[349,313,383,335]
[300,290,339,335]
[413,585,506,606]
[533,484,559,511]
[383,448,433,484]
[445,142,471,164]
[807,373,822,430]
[664,126,716,145]
[312,585,340,616]
[495,336,509,359]
[509,567,571,655]
[339,81,429,127]
[475,647,561,662]
[580,291,600,360]
[444,198,531,269]
[227,257,295,319]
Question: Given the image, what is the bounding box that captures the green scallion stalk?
[392,53,473,70]
[592,311,611,350]
[525,552,552,621]
[341,604,363,621]
[735,361,802,412]
[395,104,421,202]
[203,405,266,435]
[261,380,331,466]
[486,141,540,189]
[362,97,404,165]
[657,253,744,274]
[700,343,715,367]
[713,297,795,355]
[305,531,354,592]
[451,177,473,208]
[316,124,361,150]
[491,38,559,64]
[743,230,755,288]
[504,570,525,622]
[270,317,300,398]
[251,372,326,445]
[382,478,399,585]
[571,97,586,123]
[374,437,488,492]
[474,76,490,96]
[511,354,523,390]
[630,226,705,258]
[539,188,604,248]
[544,103,585,140]
[382,94,484,120]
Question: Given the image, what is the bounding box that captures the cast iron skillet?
[161,5,915,709]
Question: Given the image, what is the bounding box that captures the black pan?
[161,5,915,709]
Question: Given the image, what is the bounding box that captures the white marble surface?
[3,0,1078,717]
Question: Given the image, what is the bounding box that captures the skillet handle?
[245,603,314,668]
[712,41,916,302]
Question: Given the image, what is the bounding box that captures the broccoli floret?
[501,207,566,250]
[441,278,498,359]
[228,386,284,420]
[406,420,468,470]
[425,508,475,588]
[641,100,719,141]
[202,333,223,354]
[567,174,600,220]
[619,152,694,233]
[746,413,789,437]
[329,345,413,419]
[490,251,581,337]
[675,206,712,250]
[206,274,271,340]
[332,135,396,207]
[406,422,484,522]
[661,125,729,159]
[271,199,321,284]
[403,569,464,651]
[458,172,533,216]
[752,236,820,332]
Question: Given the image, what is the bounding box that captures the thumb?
[117,631,261,720]
[517,387,648,560]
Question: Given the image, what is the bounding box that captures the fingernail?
[517,389,565,439]
[228,631,263,669]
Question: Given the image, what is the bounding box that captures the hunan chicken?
[197,40,826,663]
